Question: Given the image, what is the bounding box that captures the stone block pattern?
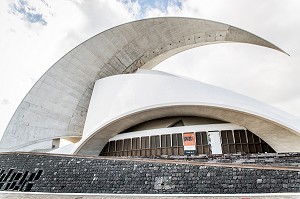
[170,153,300,167]
[0,153,299,194]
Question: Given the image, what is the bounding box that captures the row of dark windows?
[220,130,274,154]
[100,130,275,156]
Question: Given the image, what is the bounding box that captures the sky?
[0,0,300,139]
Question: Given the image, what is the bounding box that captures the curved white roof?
[73,70,300,155]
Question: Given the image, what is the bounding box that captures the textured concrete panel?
[0,17,287,152]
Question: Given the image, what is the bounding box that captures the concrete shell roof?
[0,17,288,151]
[73,70,300,155]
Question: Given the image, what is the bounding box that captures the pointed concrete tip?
[226,26,290,56]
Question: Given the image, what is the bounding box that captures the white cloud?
[1,99,9,105]
[9,0,51,25]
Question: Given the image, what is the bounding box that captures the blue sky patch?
[9,0,48,25]
[122,0,182,18]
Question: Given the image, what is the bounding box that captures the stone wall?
[0,153,299,194]
[166,153,300,167]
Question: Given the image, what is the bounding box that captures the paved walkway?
[0,193,300,199]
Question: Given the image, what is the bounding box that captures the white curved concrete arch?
[0,17,287,152]
[73,71,300,155]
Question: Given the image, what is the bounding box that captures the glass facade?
[100,129,275,156]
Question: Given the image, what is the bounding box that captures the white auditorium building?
[1,17,299,157]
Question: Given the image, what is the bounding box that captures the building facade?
[0,17,299,157]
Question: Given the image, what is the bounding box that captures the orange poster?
[183,132,195,146]
[183,132,196,154]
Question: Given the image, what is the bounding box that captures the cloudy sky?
[0,0,299,138]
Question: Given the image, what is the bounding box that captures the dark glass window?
[201,132,208,145]
[132,137,140,149]
[109,141,116,152]
[116,140,123,151]
[240,130,247,143]
[221,131,227,144]
[102,142,109,153]
[161,134,171,147]
[172,134,178,146]
[150,135,160,148]
[195,132,209,155]
[247,130,254,143]
[234,130,241,143]
[124,139,131,150]
[141,136,149,149]
[177,133,183,146]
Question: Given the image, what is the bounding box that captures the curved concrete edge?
[73,104,300,156]
[0,17,289,152]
